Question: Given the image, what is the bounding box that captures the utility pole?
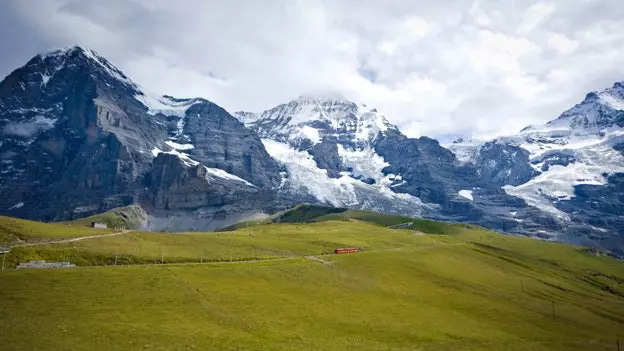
[2,252,6,271]
[114,252,118,266]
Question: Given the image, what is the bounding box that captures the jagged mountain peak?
[538,81,624,131]
[31,45,139,91]
[294,93,352,104]
[38,45,98,61]
[235,95,397,147]
[33,46,219,121]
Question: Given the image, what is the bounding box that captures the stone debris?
[388,222,414,229]
[17,260,76,269]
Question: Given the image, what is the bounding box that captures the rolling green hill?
[220,204,466,234]
[0,211,623,350]
[0,216,112,245]
[68,204,148,229]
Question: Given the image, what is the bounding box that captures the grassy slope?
[220,204,466,234]
[215,204,343,231]
[4,220,444,267]
[1,228,623,350]
[315,209,465,234]
[0,216,111,245]
[69,205,147,229]
[0,214,623,350]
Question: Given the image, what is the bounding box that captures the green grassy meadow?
[4,220,447,267]
[68,205,147,229]
[0,216,112,245]
[0,212,623,350]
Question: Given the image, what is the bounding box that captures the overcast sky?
[1,0,623,141]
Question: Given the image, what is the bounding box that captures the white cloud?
[1,0,623,141]
[548,33,579,54]
[517,2,556,34]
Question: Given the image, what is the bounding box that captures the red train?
[334,248,358,254]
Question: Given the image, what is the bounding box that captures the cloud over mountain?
[1,0,623,141]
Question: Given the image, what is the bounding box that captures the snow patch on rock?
[262,139,430,214]
[263,139,358,206]
[204,167,256,187]
[458,190,474,201]
[151,147,199,167]
[2,116,58,138]
[8,202,24,210]
[134,93,199,118]
[165,140,194,150]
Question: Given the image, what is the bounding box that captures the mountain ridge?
[1,46,623,256]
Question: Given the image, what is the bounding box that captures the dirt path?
[10,230,133,248]
[305,255,332,265]
[5,234,466,269]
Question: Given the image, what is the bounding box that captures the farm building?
[91,222,108,229]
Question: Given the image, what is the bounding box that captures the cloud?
[1,0,623,141]
[517,2,556,34]
[548,33,579,54]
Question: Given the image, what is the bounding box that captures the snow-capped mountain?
[234,96,432,217]
[1,46,623,256]
[0,46,283,229]
[235,96,396,148]
[236,97,562,245]
[448,82,624,253]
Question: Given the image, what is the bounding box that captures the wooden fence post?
[551,301,556,321]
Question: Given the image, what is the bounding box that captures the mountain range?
[1,46,622,256]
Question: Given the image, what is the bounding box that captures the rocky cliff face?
[448,82,624,255]
[236,96,562,242]
[0,46,281,227]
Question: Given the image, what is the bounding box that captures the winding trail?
[10,230,133,248]
[4,231,468,269]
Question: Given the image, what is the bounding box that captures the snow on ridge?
[599,92,624,111]
[337,144,390,184]
[296,93,349,102]
[503,142,624,219]
[458,190,474,201]
[245,97,395,146]
[151,147,199,167]
[2,116,58,138]
[135,93,199,118]
[8,202,24,210]
[40,73,51,86]
[446,138,484,164]
[262,139,357,206]
[204,167,256,187]
[262,139,425,211]
[150,147,255,187]
[165,140,194,150]
[355,110,390,143]
[233,111,258,125]
[291,125,322,144]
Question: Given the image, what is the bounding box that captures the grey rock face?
[182,102,281,188]
[473,141,539,186]
[0,47,281,226]
[555,173,624,256]
[307,140,344,178]
[0,47,156,220]
[374,131,475,204]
